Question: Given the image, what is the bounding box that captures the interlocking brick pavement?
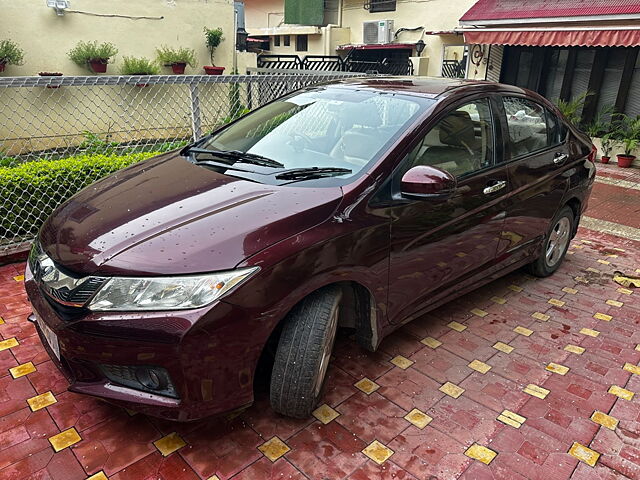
[0,164,639,479]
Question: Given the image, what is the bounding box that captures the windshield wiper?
[275,167,352,180]
[184,147,284,168]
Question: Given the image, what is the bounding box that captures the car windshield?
[200,87,432,180]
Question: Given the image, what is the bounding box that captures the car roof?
[324,76,526,99]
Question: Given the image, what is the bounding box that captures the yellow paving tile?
[455,252,467,258]
[258,436,290,462]
[580,328,600,337]
[87,472,109,480]
[0,317,4,325]
[523,384,550,399]
[564,344,585,355]
[514,326,533,337]
[436,261,448,268]
[606,299,623,307]
[532,312,550,321]
[612,247,625,252]
[562,287,578,294]
[609,385,635,401]
[497,410,526,428]
[493,342,514,354]
[404,408,433,429]
[354,378,380,395]
[9,362,36,379]
[586,267,600,273]
[153,432,186,456]
[206,476,221,480]
[569,442,600,467]
[362,440,394,465]
[508,285,523,292]
[623,363,640,375]
[49,428,81,452]
[464,444,497,465]
[0,338,18,351]
[421,337,442,349]
[27,391,57,411]
[575,276,589,284]
[312,404,340,424]
[591,411,618,430]
[636,344,640,352]
[594,312,613,322]
[470,308,488,317]
[606,253,619,257]
[447,321,467,332]
[468,359,491,374]
[548,298,565,307]
[597,259,610,265]
[617,287,633,295]
[391,355,414,370]
[491,296,507,304]
[439,382,465,398]
[13,275,24,282]
[581,239,593,244]
[546,363,570,375]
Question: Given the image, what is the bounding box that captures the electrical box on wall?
[363,20,394,44]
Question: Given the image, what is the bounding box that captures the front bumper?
[24,263,269,421]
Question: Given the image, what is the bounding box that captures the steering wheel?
[288,132,313,153]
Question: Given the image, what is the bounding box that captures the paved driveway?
[0,164,638,480]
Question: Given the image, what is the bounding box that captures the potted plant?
[120,56,160,87]
[600,133,614,164]
[614,114,640,168]
[203,27,224,75]
[0,40,25,72]
[156,46,196,74]
[68,41,118,73]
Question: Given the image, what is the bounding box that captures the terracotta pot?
[204,65,225,75]
[0,62,5,72]
[89,60,108,73]
[616,154,635,168]
[171,63,186,74]
[39,72,63,88]
[600,156,610,164]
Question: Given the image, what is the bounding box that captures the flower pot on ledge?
[204,65,225,75]
[170,63,187,74]
[616,154,635,168]
[600,156,610,164]
[88,59,108,73]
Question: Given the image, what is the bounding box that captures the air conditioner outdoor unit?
[363,20,394,44]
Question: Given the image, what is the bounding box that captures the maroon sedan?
[25,77,595,420]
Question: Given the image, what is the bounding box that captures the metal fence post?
[189,83,202,141]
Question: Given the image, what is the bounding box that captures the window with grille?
[296,35,308,52]
[364,0,396,13]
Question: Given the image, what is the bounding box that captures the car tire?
[528,206,574,278]
[270,287,341,418]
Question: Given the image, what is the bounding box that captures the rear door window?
[503,97,555,159]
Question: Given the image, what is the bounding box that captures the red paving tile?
[0,167,638,479]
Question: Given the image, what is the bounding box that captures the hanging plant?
[68,41,118,73]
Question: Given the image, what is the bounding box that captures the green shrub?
[0,39,25,66]
[156,46,196,67]
[68,41,118,67]
[121,56,160,75]
[0,152,159,237]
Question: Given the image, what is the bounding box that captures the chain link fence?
[0,71,365,257]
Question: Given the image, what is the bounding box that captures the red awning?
[463,28,640,47]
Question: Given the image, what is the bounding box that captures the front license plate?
[35,313,60,361]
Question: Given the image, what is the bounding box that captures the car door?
[386,96,510,326]
[496,95,571,267]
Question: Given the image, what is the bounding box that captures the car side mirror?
[400,165,457,201]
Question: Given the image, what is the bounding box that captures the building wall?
[245,0,285,29]
[0,0,236,76]
[340,0,476,76]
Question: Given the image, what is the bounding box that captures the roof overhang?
[458,26,640,47]
[460,13,640,26]
[246,25,321,36]
[336,43,415,50]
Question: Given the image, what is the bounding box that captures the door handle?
[483,180,506,195]
[553,153,569,164]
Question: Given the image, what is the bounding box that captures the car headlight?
[87,267,259,311]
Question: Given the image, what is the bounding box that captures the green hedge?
[1,152,160,239]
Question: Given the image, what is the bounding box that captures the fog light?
[100,364,178,399]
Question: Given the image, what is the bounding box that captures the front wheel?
[270,287,341,418]
[529,206,574,277]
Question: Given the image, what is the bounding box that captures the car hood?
[39,152,343,276]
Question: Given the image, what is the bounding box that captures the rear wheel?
[270,287,341,418]
[529,206,574,277]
